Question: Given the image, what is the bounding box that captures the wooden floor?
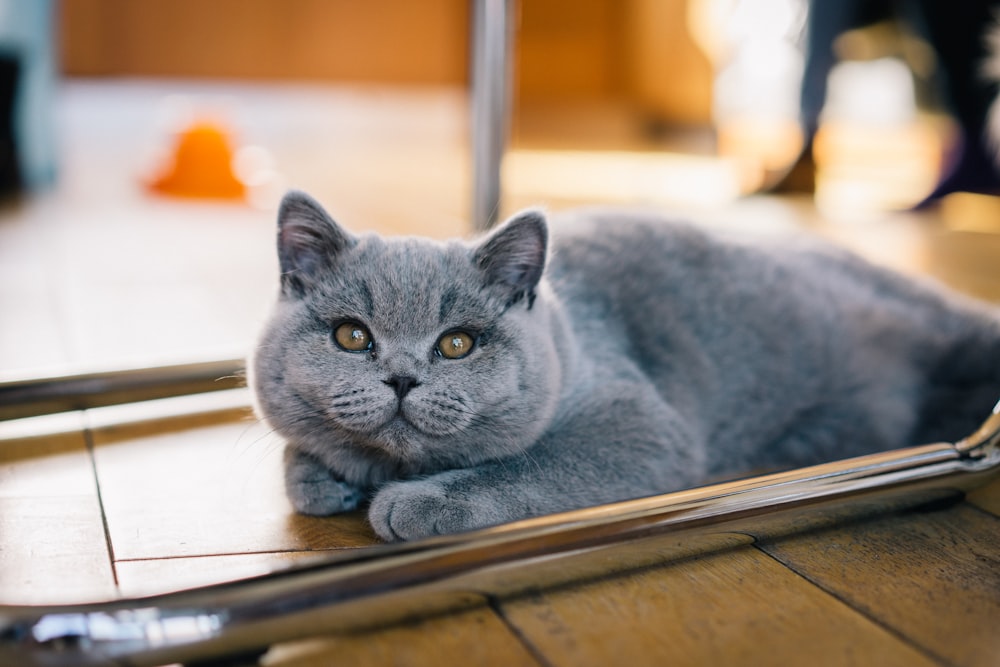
[1,81,1000,665]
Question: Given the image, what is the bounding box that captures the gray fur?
[251,191,1000,541]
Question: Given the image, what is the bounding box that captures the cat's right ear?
[276,191,356,297]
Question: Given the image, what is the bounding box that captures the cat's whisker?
[502,437,546,478]
[232,430,292,477]
[229,416,277,458]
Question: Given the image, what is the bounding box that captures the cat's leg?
[368,390,707,541]
[284,446,366,515]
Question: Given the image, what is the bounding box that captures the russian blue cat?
[251,191,1000,541]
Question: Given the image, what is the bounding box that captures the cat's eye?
[333,321,373,353]
[436,331,475,359]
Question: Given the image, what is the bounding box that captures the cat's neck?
[535,279,584,416]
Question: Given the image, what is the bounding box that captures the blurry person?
[787,0,1000,202]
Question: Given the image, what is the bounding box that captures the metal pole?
[0,358,245,420]
[470,0,514,231]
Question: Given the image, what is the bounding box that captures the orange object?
[147,121,246,199]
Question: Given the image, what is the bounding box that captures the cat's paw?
[284,450,364,516]
[368,479,482,541]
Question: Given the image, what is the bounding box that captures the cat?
[250,190,1000,542]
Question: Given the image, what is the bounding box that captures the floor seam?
[485,594,557,667]
[963,495,1000,520]
[113,547,365,563]
[752,542,957,667]
[82,419,120,591]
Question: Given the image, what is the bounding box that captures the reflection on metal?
[956,402,1000,454]
[0,357,246,420]
[471,0,514,231]
[1,401,997,667]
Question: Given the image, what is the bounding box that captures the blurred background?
[1,0,998,377]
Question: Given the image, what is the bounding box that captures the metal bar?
[0,357,246,420]
[470,0,514,231]
[1,402,997,667]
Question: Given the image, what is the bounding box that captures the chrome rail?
[0,357,245,421]
[1,401,997,667]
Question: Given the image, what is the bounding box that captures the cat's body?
[252,192,1000,541]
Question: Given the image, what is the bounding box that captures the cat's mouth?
[356,415,427,461]
[383,412,430,438]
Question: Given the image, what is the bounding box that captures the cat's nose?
[384,375,421,401]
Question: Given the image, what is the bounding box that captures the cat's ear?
[473,209,548,309]
[276,191,356,296]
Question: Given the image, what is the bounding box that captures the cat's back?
[543,208,800,325]
[543,207,918,317]
[545,208,722,297]
[547,207,711,270]
[540,207,1000,455]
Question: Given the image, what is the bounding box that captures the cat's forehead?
[360,234,456,265]
[353,235,471,291]
[312,235,488,332]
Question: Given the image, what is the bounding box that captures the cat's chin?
[362,417,427,462]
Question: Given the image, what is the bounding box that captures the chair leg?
[470,0,514,232]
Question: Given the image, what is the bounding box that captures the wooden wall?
[516,0,624,100]
[59,0,470,84]
[58,0,712,123]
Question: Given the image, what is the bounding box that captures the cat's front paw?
[285,449,364,516]
[368,479,483,541]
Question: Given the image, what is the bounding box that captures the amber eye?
[436,331,475,359]
[333,321,373,352]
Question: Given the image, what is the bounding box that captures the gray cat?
[251,191,1000,541]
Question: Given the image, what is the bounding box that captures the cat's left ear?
[473,209,548,309]
[276,191,357,296]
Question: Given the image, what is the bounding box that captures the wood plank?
[116,551,332,597]
[0,412,93,497]
[498,545,935,667]
[262,603,541,667]
[91,417,378,560]
[506,531,754,596]
[967,475,1000,517]
[0,496,116,603]
[759,502,1000,667]
[0,415,116,603]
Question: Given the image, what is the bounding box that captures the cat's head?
[252,191,564,487]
